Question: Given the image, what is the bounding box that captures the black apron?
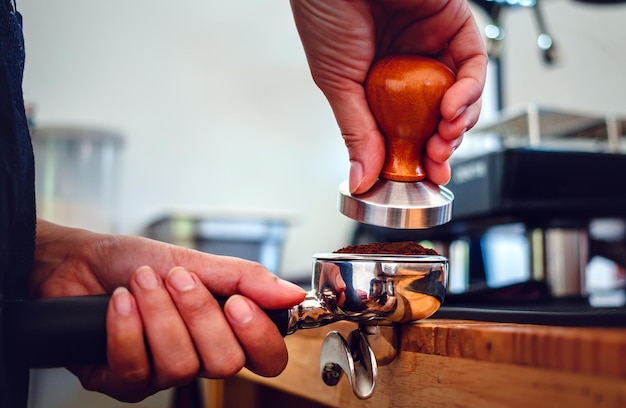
[0,0,37,406]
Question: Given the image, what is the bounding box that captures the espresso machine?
[352,105,626,326]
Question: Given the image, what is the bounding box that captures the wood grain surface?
[209,320,626,408]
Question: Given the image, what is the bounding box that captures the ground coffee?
[334,241,438,255]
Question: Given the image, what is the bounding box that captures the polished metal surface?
[286,253,448,334]
[320,329,377,400]
[288,253,447,399]
[338,179,454,229]
[531,227,588,298]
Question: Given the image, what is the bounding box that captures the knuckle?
[202,350,246,379]
[155,352,200,386]
[181,295,215,320]
[119,366,151,384]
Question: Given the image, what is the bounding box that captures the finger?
[130,266,199,388]
[441,23,488,124]
[289,0,382,194]
[107,287,151,381]
[424,156,451,186]
[432,1,487,125]
[425,132,464,163]
[165,267,246,378]
[224,295,289,377]
[439,101,482,141]
[105,287,154,401]
[189,257,306,311]
[69,287,153,403]
[329,89,386,194]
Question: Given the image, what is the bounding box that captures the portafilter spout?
[339,55,455,229]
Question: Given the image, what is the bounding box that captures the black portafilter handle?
[4,295,290,368]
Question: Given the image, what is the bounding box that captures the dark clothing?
[0,0,37,406]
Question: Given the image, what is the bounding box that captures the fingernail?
[136,266,159,289]
[349,160,363,193]
[112,287,132,316]
[451,136,464,154]
[278,278,306,294]
[169,267,196,292]
[452,106,467,120]
[228,295,254,325]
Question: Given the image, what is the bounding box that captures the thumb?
[326,89,385,194]
[191,255,306,309]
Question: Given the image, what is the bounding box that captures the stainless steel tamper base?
[338,178,454,229]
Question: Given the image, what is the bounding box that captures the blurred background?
[18,0,626,407]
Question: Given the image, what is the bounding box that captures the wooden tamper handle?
[365,56,455,182]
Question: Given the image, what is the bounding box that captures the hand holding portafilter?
[6,253,446,400]
[339,56,456,229]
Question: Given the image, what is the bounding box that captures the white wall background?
[19,1,626,281]
[20,0,354,281]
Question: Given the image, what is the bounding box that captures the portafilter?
[5,253,447,399]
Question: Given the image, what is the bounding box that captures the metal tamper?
[339,55,456,229]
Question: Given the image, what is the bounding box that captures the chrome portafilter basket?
[283,253,448,399]
[291,253,447,331]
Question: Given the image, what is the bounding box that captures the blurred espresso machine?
[352,106,626,325]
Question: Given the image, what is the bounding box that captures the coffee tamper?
[339,55,456,229]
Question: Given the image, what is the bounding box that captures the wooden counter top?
[208,320,626,408]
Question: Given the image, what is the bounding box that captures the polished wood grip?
[365,56,455,182]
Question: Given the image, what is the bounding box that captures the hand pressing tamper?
[339,55,456,229]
